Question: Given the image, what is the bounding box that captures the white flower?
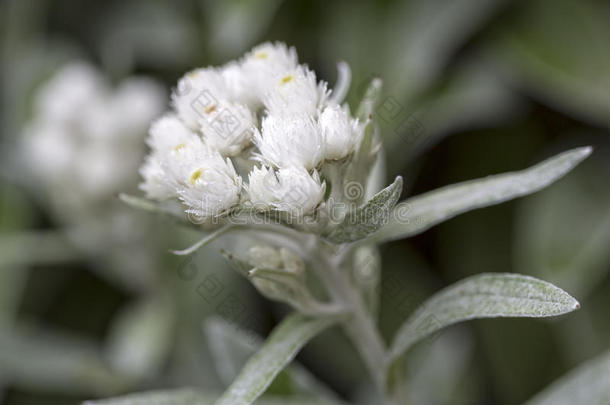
[248,166,325,216]
[140,114,204,200]
[319,103,363,160]
[34,63,107,125]
[254,113,325,170]
[247,165,276,208]
[139,155,175,200]
[242,42,299,99]
[199,100,256,156]
[263,66,329,117]
[146,114,202,154]
[220,61,258,109]
[171,68,230,130]
[23,62,164,201]
[163,143,242,218]
[138,42,365,220]
[22,122,76,181]
[111,78,167,138]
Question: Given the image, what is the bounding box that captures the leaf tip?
[576,145,593,158]
[169,248,187,256]
[573,300,581,311]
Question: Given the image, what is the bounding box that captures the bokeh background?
[1,0,609,404]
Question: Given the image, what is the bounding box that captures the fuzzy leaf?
[326,176,403,243]
[204,317,344,402]
[118,193,184,219]
[83,388,216,405]
[524,349,610,405]
[214,313,339,405]
[371,147,591,244]
[356,77,383,120]
[105,296,174,379]
[388,273,579,364]
[83,388,344,405]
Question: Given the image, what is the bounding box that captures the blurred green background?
[1,0,609,404]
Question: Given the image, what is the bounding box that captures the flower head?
[171,68,229,130]
[263,66,329,117]
[242,42,299,99]
[198,100,256,156]
[254,113,325,170]
[164,143,243,218]
[23,62,164,201]
[319,103,363,160]
[248,165,325,216]
[139,42,364,222]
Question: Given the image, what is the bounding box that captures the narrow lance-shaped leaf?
[203,317,345,403]
[118,193,185,222]
[326,176,403,244]
[214,313,340,405]
[524,349,610,405]
[370,146,592,244]
[388,273,580,364]
[83,388,345,405]
[83,388,216,405]
[356,77,383,120]
[105,296,174,379]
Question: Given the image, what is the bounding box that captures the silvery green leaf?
[0,325,127,394]
[352,245,382,320]
[344,119,381,199]
[105,296,175,379]
[371,146,591,244]
[524,349,610,405]
[83,388,216,405]
[204,317,343,402]
[204,316,262,386]
[388,273,579,364]
[214,313,340,405]
[326,176,403,244]
[356,77,383,120]
[83,388,344,405]
[172,225,235,256]
[119,193,185,222]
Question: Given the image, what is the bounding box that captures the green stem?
[310,241,388,393]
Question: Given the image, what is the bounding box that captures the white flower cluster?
[140,42,364,219]
[23,62,165,200]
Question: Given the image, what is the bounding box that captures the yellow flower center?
[204,104,217,114]
[254,51,268,59]
[280,75,294,85]
[190,168,204,185]
[173,143,186,151]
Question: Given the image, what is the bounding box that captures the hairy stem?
[310,241,388,393]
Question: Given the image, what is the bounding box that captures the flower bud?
[319,103,363,160]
